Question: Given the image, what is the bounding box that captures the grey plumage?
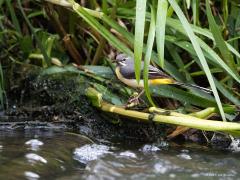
[116,53,171,79]
[115,53,212,93]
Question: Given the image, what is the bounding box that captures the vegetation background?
[0,0,239,124]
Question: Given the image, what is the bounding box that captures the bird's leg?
[125,89,145,108]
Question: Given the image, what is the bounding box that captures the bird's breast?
[115,67,144,88]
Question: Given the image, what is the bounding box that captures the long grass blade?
[114,6,240,67]
[166,17,240,62]
[70,1,133,56]
[205,0,236,73]
[65,3,184,82]
[6,0,22,35]
[167,0,180,17]
[166,43,192,81]
[17,0,51,67]
[222,0,228,24]
[143,5,156,106]
[168,0,226,121]
[151,85,234,110]
[134,0,147,83]
[113,8,240,82]
[165,36,240,103]
[185,0,191,9]
[156,0,168,68]
[192,0,199,25]
[100,15,184,81]
[165,20,240,84]
[213,77,240,106]
[50,2,238,85]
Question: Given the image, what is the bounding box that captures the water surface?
[0,129,239,180]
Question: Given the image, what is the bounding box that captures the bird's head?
[113,53,133,67]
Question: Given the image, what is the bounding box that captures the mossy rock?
[3,63,168,143]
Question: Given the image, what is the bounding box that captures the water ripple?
[25,153,47,164]
[119,151,137,158]
[140,144,161,153]
[24,171,40,180]
[25,139,44,151]
[73,144,111,164]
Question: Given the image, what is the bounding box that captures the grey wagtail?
[114,53,212,93]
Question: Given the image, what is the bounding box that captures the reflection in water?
[24,171,40,180]
[25,153,48,164]
[119,151,137,158]
[0,130,89,179]
[25,139,44,151]
[0,130,239,179]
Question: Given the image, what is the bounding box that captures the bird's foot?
[125,92,140,108]
[124,92,147,109]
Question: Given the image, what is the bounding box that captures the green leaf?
[6,0,22,36]
[115,5,240,68]
[213,77,240,106]
[205,0,236,73]
[192,0,199,25]
[166,43,192,81]
[156,0,168,68]
[0,0,4,7]
[17,0,51,67]
[165,34,240,84]
[70,1,133,56]
[93,84,124,106]
[151,85,215,108]
[100,13,185,82]
[168,0,226,121]
[112,8,240,83]
[222,0,228,24]
[152,85,236,114]
[167,0,180,17]
[19,36,33,55]
[166,35,240,105]
[166,17,240,63]
[185,0,191,9]
[143,5,156,106]
[134,0,147,83]
[69,4,184,83]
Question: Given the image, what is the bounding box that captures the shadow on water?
[0,129,240,180]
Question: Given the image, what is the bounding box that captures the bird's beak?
[112,59,122,66]
[112,60,126,66]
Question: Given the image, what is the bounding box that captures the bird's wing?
[147,65,171,79]
[120,63,171,79]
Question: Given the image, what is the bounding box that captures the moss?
[3,64,168,143]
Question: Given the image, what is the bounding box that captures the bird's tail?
[174,82,212,94]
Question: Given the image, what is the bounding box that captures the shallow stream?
[0,129,239,180]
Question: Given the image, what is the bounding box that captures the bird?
[114,53,212,98]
